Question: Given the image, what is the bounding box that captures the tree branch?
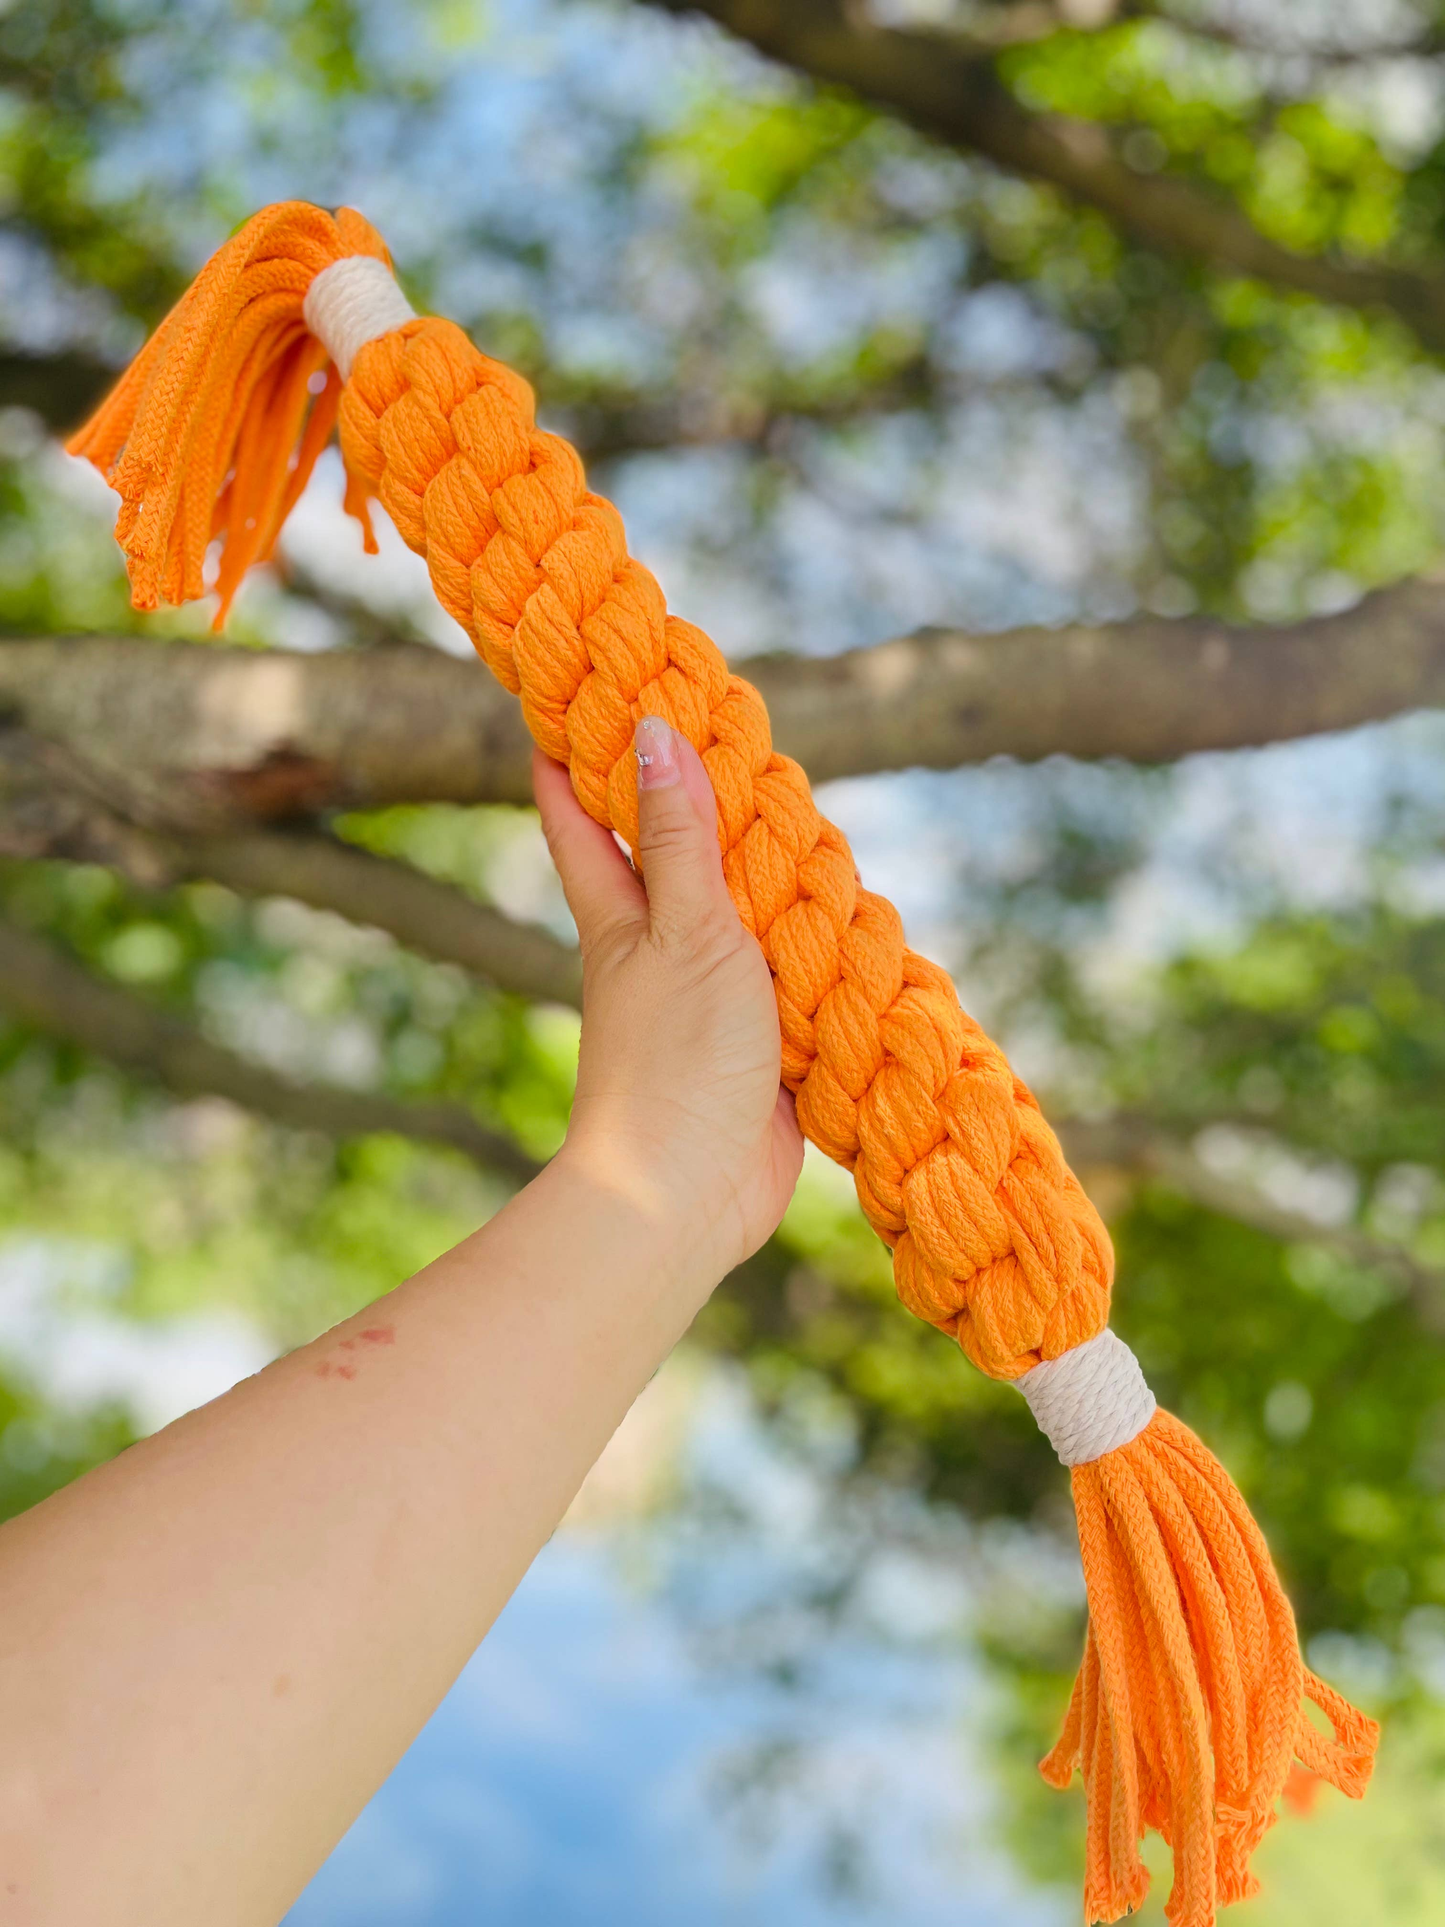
[0,912,541,1184]
[7,574,1443,838]
[647,0,1445,357]
[747,576,1445,780]
[0,721,177,878]
[1135,5,1445,63]
[178,831,582,1008]
[0,639,535,825]
[0,733,581,1005]
[1061,1112,1445,1326]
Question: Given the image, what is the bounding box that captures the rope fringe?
[67,203,391,624]
[68,201,1379,1927]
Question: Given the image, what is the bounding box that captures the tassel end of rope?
[65,202,397,626]
[1022,1339,1379,1926]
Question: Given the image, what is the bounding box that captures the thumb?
[633,715,732,944]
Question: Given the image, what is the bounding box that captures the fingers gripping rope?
[67,203,1379,1927]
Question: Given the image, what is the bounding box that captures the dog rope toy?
[69,202,1378,1927]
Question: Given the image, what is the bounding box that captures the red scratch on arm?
[313,1325,393,1380]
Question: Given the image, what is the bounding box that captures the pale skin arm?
[0,718,804,1927]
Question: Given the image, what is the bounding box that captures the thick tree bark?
[4,580,1445,841]
[647,0,1445,357]
[751,579,1445,779]
[0,640,535,825]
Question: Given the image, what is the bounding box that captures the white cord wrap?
[1016,1329,1156,1467]
[303,255,416,380]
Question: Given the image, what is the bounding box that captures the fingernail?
[635,715,680,789]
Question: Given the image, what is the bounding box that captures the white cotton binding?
[1016,1328,1156,1467]
[303,255,416,380]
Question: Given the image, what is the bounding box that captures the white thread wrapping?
[1016,1329,1156,1467]
[303,255,416,380]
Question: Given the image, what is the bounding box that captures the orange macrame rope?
[68,202,1379,1927]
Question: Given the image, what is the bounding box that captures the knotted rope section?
[69,201,1378,1927]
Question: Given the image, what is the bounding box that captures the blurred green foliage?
[0,1364,133,1525]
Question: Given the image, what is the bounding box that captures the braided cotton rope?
[68,202,1380,1927]
[304,264,1164,1469]
[336,294,1118,1390]
[302,226,1124,1387]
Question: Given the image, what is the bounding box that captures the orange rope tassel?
[68,202,1379,1926]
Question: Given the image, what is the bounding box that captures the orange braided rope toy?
[69,203,1378,1927]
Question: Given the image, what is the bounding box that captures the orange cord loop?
[67,201,1379,1927]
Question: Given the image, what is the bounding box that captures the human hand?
[534,718,804,1294]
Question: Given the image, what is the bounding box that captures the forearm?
[0,1152,713,1927]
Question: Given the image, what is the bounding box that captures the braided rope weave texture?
[336,313,1114,1384]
